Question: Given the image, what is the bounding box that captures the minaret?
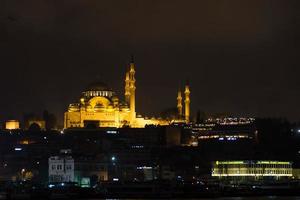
[184,82,190,123]
[177,90,183,118]
[129,55,136,122]
[125,71,130,104]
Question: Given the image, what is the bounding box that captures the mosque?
[64,58,190,129]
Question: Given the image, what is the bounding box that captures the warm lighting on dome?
[64,59,180,129]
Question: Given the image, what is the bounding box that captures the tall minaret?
[129,55,136,122]
[184,82,190,123]
[125,71,130,104]
[177,90,183,118]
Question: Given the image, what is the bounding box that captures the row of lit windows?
[214,169,292,175]
[70,125,80,128]
[49,175,73,182]
[215,164,292,168]
[50,164,72,171]
[85,109,116,113]
[84,91,112,97]
[199,135,249,139]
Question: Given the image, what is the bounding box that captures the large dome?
[83,80,114,99]
[85,81,112,91]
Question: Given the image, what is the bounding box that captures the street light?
[111,156,116,162]
[21,168,25,181]
[111,156,118,181]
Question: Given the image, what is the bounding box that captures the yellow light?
[212,173,293,177]
[20,140,29,145]
[212,160,293,178]
[215,161,245,165]
[19,140,35,145]
[257,161,291,165]
[5,120,20,130]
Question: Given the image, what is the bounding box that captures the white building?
[48,154,74,182]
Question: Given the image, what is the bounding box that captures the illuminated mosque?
[64,58,191,129]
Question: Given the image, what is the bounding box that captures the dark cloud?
[0,0,299,124]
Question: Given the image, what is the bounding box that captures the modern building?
[64,58,190,129]
[212,160,293,182]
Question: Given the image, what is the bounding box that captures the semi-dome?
[94,103,105,112]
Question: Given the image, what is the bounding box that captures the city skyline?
[0,0,299,123]
[0,1,300,197]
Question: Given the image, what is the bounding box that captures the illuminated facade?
[184,84,190,123]
[64,58,189,129]
[177,90,183,118]
[175,82,191,123]
[212,161,293,180]
[5,120,20,130]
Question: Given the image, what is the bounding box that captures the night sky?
[0,0,299,125]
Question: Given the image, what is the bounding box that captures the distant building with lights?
[193,118,257,142]
[64,57,190,128]
[5,120,20,130]
[212,160,293,182]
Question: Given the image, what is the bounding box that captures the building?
[64,57,191,129]
[193,118,257,142]
[73,155,108,187]
[27,119,46,130]
[48,152,74,183]
[5,120,20,130]
[212,160,293,182]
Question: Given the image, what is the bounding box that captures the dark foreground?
[2,181,300,199]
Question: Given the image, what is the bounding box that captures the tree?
[43,110,57,130]
[160,107,178,123]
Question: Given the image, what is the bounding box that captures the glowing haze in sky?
[0,0,299,124]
